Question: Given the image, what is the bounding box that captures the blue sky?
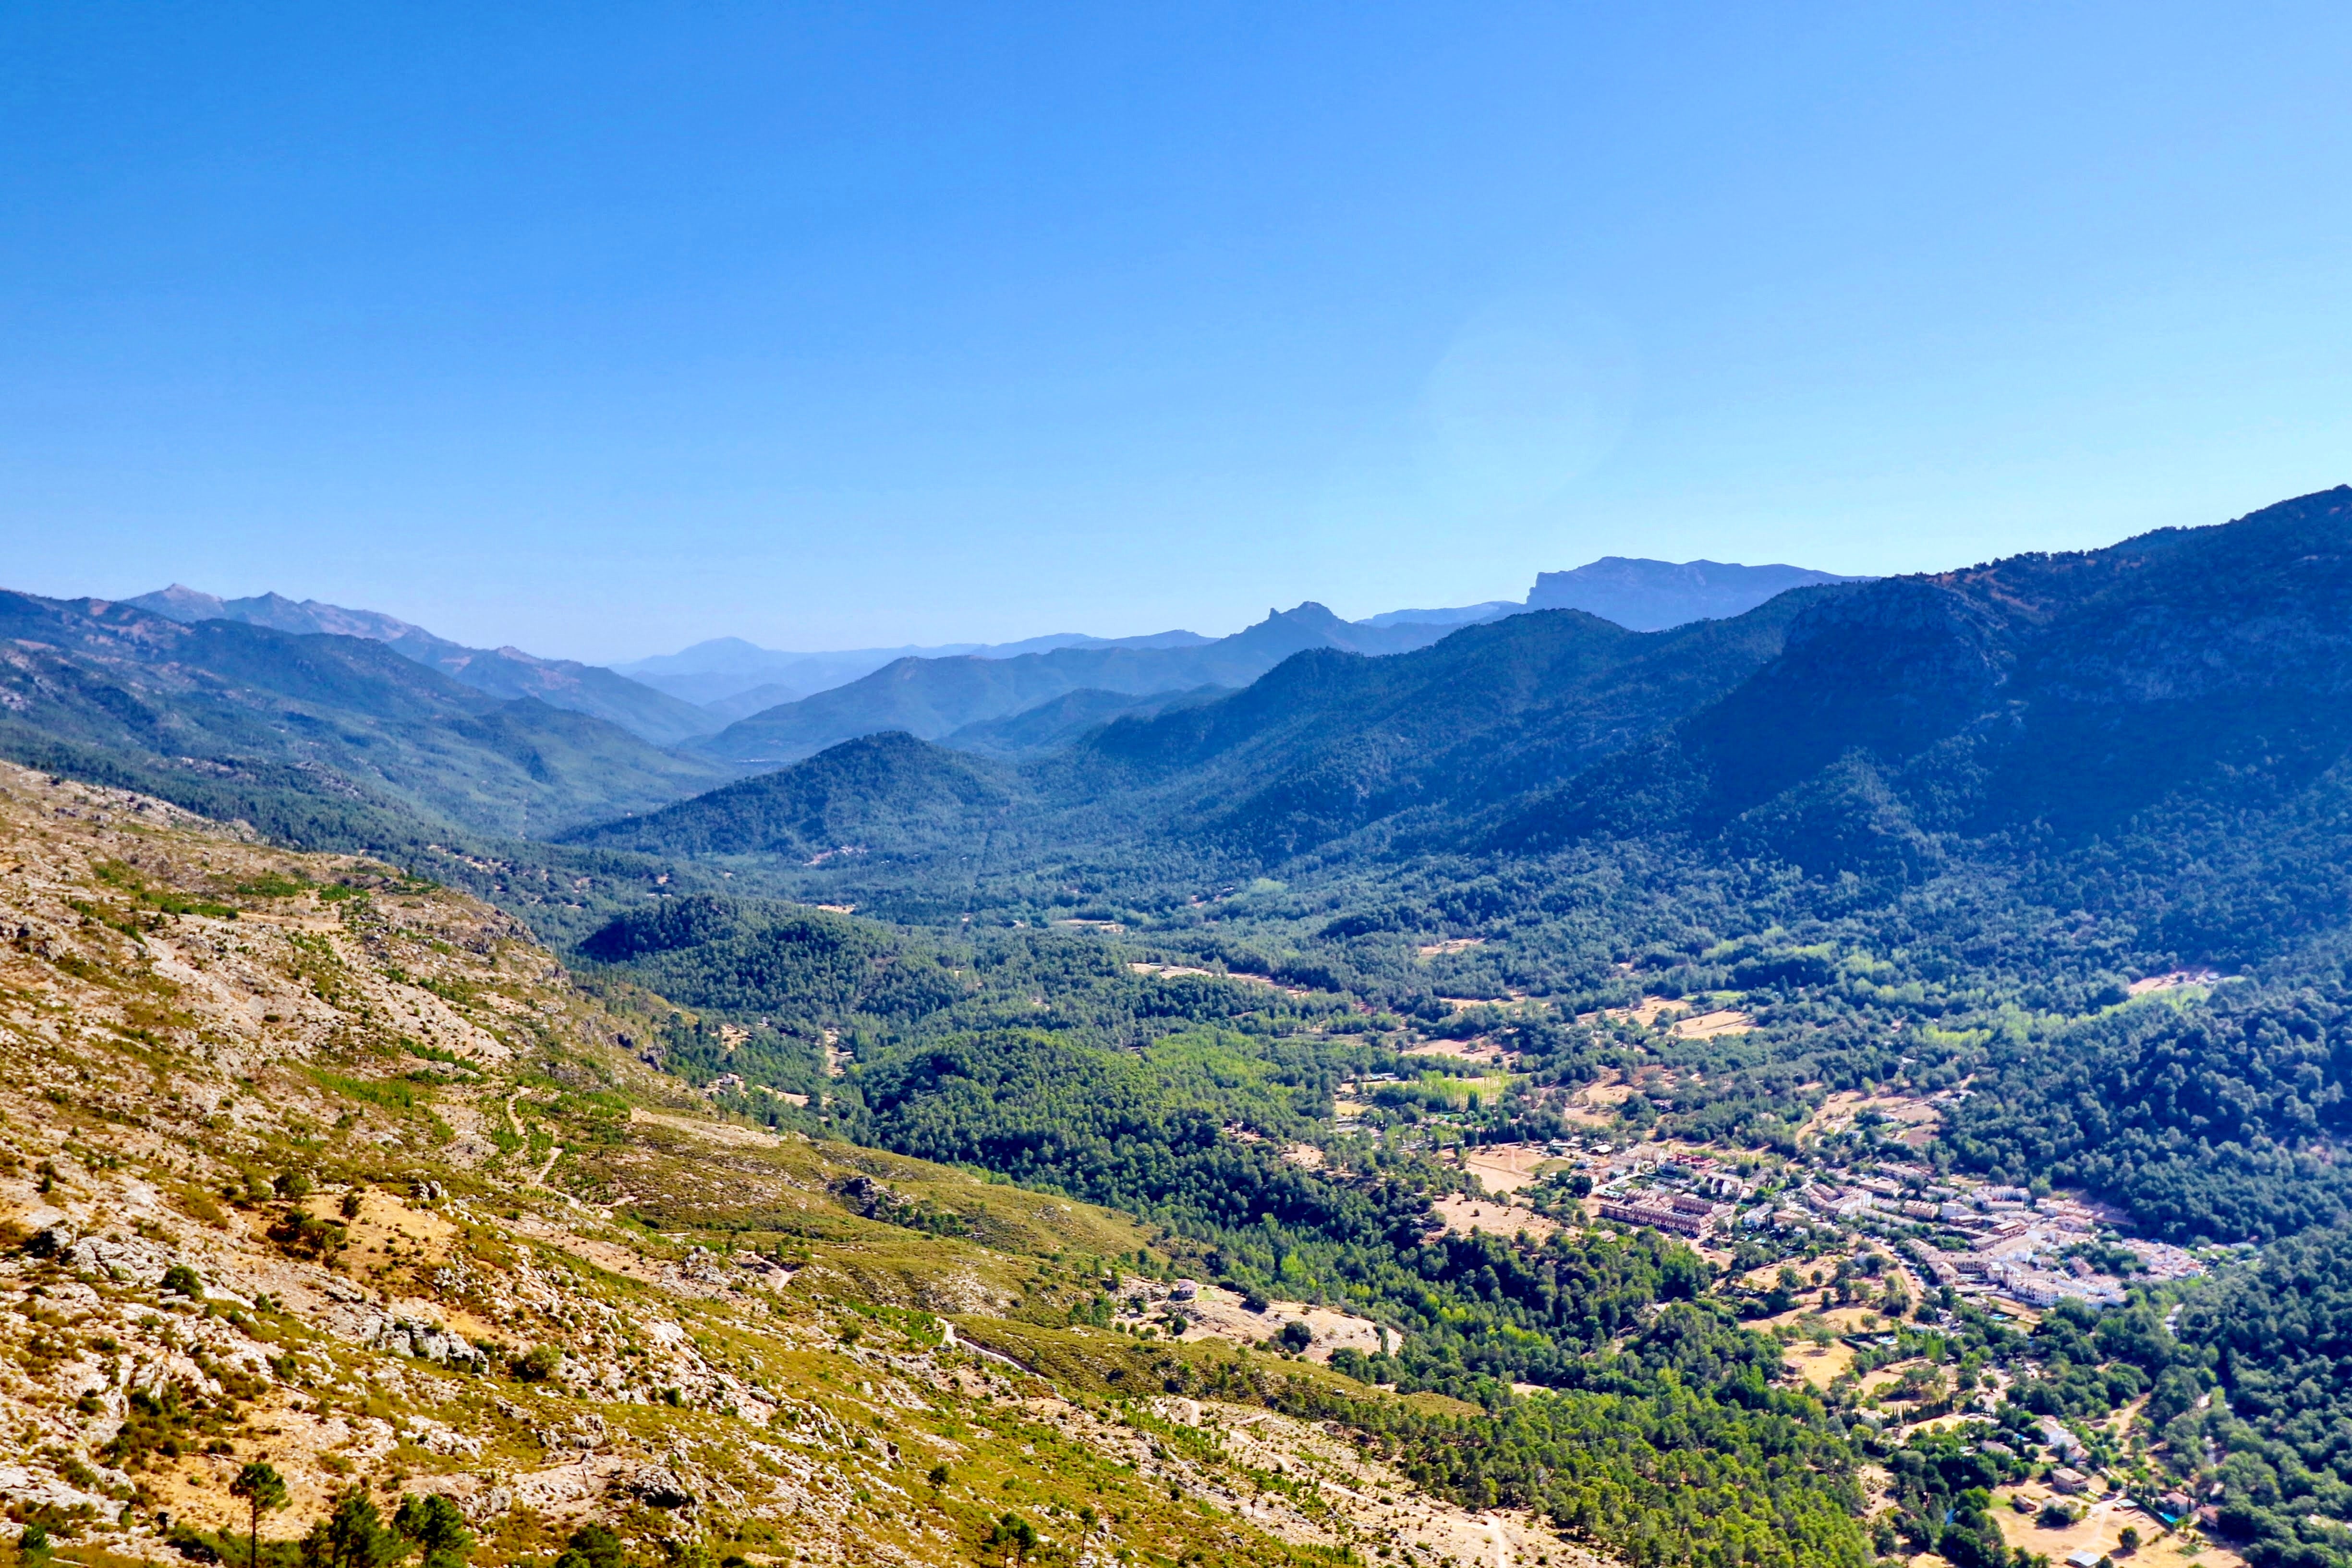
[5,2,2350,661]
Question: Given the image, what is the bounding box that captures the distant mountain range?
[620,558,1855,706]
[563,594,1826,865]
[614,629,1215,709]
[79,554,1864,791]
[0,548,1851,875]
[19,496,2352,1036]
[1524,558,1865,630]
[0,591,725,840]
[566,487,2352,983]
[681,601,1504,768]
[667,558,1863,767]
[125,586,723,746]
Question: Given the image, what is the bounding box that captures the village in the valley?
[1081,986,2256,1568]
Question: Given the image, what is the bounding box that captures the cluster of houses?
[1588,1152,1749,1237]
[1569,1147,2204,1313]
[1892,1193,2202,1310]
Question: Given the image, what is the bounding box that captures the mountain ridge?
[1524,557,1869,631]
[555,486,2352,990]
[124,585,723,746]
[0,591,727,840]
[612,553,1861,714]
[685,601,1486,769]
[1496,486,2352,882]
[616,627,1217,707]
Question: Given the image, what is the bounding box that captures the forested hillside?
[123,584,725,745]
[588,488,2352,982]
[0,591,726,838]
[687,601,1484,768]
[1944,983,2352,1242]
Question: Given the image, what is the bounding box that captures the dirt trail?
[506,1091,569,1189]
[627,1106,781,1148]
[940,1320,1034,1374]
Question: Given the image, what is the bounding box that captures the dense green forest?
[1270,1303,1871,1568]
[2166,1227,2352,1568]
[1945,983,2352,1241]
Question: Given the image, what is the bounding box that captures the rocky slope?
[0,763,1584,1568]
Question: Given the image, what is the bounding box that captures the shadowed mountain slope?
[1500,486,2352,879]
[563,730,1018,859]
[126,584,722,745]
[939,683,1229,757]
[0,591,727,839]
[1057,598,1828,860]
[569,594,1833,881]
[688,602,1488,768]
[561,489,2352,982]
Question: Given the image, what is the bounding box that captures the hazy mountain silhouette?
[687,602,1476,768]
[1523,558,1868,631]
[124,586,720,745]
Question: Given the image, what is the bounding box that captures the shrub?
[552,1523,626,1568]
[265,1210,345,1261]
[513,1345,563,1383]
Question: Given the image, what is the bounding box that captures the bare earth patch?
[1462,1143,1563,1196]
[1127,961,1309,996]
[1431,1194,1562,1244]
[1801,1091,1943,1149]
[1991,1485,2242,1568]
[1406,1038,1511,1067]
[1116,1282,1394,1363]
[627,1106,782,1148]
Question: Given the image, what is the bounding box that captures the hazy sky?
[6,3,2350,662]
